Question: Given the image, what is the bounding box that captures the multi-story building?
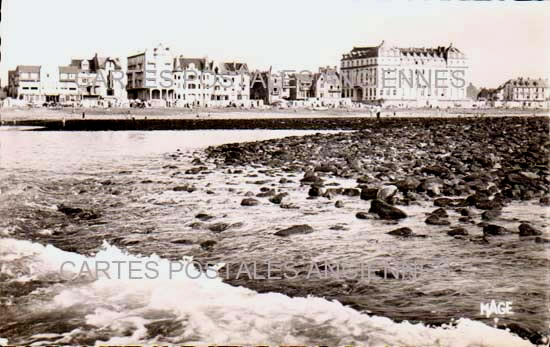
[70,54,127,105]
[310,66,342,100]
[289,72,314,100]
[8,65,42,102]
[128,44,252,107]
[500,78,549,107]
[250,69,291,105]
[341,41,469,107]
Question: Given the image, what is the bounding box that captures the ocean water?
[0,129,547,346]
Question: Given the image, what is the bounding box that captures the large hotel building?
[341,41,469,107]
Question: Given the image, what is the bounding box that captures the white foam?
[0,238,535,346]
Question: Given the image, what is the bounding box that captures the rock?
[457,208,471,217]
[482,209,501,221]
[195,213,214,221]
[269,193,289,204]
[173,185,196,193]
[360,188,379,201]
[430,208,448,218]
[369,199,407,220]
[308,186,323,197]
[387,227,413,237]
[425,215,451,226]
[208,223,230,233]
[518,223,542,237]
[377,185,398,202]
[241,198,260,206]
[475,199,503,210]
[301,171,323,185]
[200,240,217,250]
[433,198,465,208]
[394,178,421,193]
[540,196,550,206]
[57,204,83,216]
[422,165,450,177]
[418,178,444,196]
[447,227,468,236]
[342,188,360,197]
[274,224,314,237]
[335,200,344,208]
[172,239,193,245]
[356,212,371,220]
[330,224,347,231]
[244,191,255,197]
[483,224,507,236]
[280,202,299,209]
[256,190,275,198]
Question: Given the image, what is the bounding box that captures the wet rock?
[208,223,230,233]
[360,187,379,201]
[335,200,344,208]
[308,186,323,197]
[342,188,360,197]
[422,165,450,177]
[482,209,502,221]
[173,185,196,193]
[387,227,413,237]
[539,196,550,206]
[377,185,398,202]
[57,204,83,216]
[200,240,217,250]
[188,222,204,229]
[269,193,289,204]
[301,171,323,185]
[256,190,275,198]
[447,227,468,236]
[274,224,314,237]
[280,202,299,209]
[185,166,207,175]
[241,198,260,206]
[356,212,371,220]
[457,208,471,217]
[244,191,255,197]
[518,223,542,237]
[394,178,421,193]
[369,199,407,220]
[195,213,214,221]
[418,178,444,196]
[330,224,347,231]
[425,215,451,226]
[475,199,503,210]
[430,208,448,218]
[483,224,507,236]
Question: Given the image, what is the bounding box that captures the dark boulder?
[481,209,502,221]
[447,227,468,236]
[241,198,260,206]
[483,224,507,236]
[200,240,217,250]
[360,188,379,201]
[274,224,314,237]
[308,186,323,197]
[369,199,407,220]
[208,223,230,233]
[425,215,451,226]
[387,227,413,237]
[518,223,542,237]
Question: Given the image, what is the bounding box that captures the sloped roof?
[506,78,549,88]
[174,57,209,71]
[16,65,41,73]
[59,66,80,74]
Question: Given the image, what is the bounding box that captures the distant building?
[310,66,342,100]
[500,77,549,106]
[341,41,469,107]
[466,83,479,101]
[289,72,313,100]
[127,44,252,107]
[250,69,290,105]
[70,54,127,105]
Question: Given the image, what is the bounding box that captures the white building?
[341,41,469,107]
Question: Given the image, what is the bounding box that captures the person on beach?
[82,112,85,119]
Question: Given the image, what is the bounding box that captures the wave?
[0,237,535,346]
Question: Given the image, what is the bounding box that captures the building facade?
[250,69,291,105]
[341,41,469,107]
[310,66,342,100]
[500,78,549,107]
[127,44,252,107]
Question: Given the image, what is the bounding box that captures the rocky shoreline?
[202,116,549,344]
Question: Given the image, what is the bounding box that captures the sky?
[1,0,549,88]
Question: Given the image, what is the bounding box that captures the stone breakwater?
[207,117,549,208]
[202,116,549,344]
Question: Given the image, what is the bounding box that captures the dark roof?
[174,57,209,71]
[59,66,80,74]
[16,65,41,73]
[218,62,249,74]
[342,43,464,61]
[506,78,548,88]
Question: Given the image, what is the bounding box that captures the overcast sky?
[1,0,549,88]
